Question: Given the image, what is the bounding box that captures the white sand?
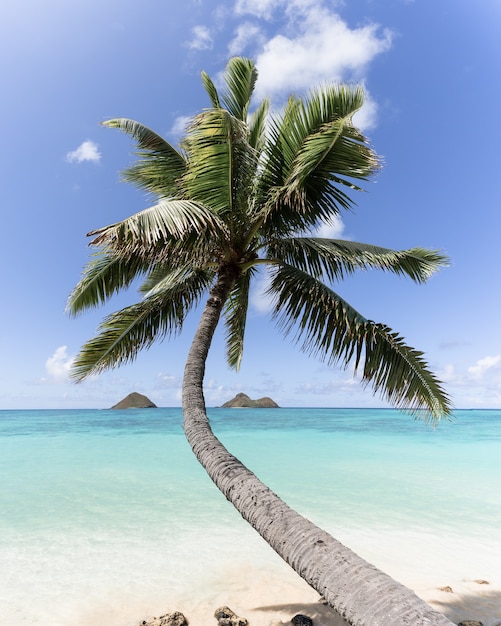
[3,526,500,625]
[68,531,501,626]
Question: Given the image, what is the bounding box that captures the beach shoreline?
[49,565,501,626]
[5,545,498,626]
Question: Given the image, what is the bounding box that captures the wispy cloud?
[169,115,191,139]
[228,22,262,56]
[44,346,75,383]
[437,354,501,408]
[66,140,101,164]
[295,369,362,395]
[156,372,182,389]
[187,25,213,50]
[234,0,282,20]
[315,215,346,239]
[467,354,501,380]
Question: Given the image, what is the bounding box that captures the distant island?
[111,392,157,410]
[221,392,279,408]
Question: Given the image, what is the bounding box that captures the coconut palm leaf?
[201,71,221,108]
[255,92,380,237]
[248,97,270,152]
[361,322,450,421]
[266,237,449,283]
[67,252,150,316]
[87,199,228,264]
[139,265,215,298]
[279,88,379,223]
[103,118,182,155]
[300,84,365,130]
[103,118,186,196]
[182,108,258,229]
[220,56,258,121]
[72,268,211,381]
[268,263,451,420]
[223,268,254,370]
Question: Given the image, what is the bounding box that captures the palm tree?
[68,57,453,625]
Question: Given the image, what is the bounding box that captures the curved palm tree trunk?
[182,267,453,626]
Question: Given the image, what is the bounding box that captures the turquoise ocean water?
[1,407,500,625]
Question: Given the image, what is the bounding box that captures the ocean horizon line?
[1,405,500,412]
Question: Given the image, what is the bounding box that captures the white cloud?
[467,355,501,380]
[234,0,278,20]
[170,115,191,139]
[352,90,379,131]
[45,346,75,383]
[66,140,101,164]
[295,375,361,396]
[157,372,181,389]
[231,1,392,129]
[228,22,262,56]
[315,215,346,239]
[434,356,501,408]
[188,25,213,50]
[253,7,392,102]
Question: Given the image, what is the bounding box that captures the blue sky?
[1,0,501,410]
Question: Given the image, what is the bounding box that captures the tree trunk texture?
[182,269,454,626]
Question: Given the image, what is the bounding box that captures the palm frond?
[255,86,380,236]
[140,265,215,298]
[220,57,258,121]
[87,199,229,265]
[223,268,254,370]
[300,84,365,136]
[66,252,149,316]
[266,238,449,283]
[183,109,258,228]
[268,263,451,420]
[248,97,270,152]
[71,268,210,381]
[103,118,186,196]
[201,71,221,108]
[361,323,451,421]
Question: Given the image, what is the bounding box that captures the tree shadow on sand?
[253,586,501,626]
[251,601,350,626]
[428,584,501,626]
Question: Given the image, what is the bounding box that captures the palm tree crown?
[68,56,450,420]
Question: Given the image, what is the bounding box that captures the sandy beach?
[61,533,501,626]
[122,570,501,626]
[71,566,501,626]
[132,527,501,626]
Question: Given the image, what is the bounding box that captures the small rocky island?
[221,392,279,408]
[111,392,157,410]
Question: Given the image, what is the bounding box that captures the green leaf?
[182,109,258,228]
[87,199,229,265]
[248,97,270,152]
[223,269,254,370]
[266,238,449,283]
[103,119,186,197]
[201,71,221,108]
[268,263,451,420]
[140,265,214,298]
[256,86,380,237]
[66,252,149,316]
[71,267,212,381]
[220,57,258,121]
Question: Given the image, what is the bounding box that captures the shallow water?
[1,407,500,625]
